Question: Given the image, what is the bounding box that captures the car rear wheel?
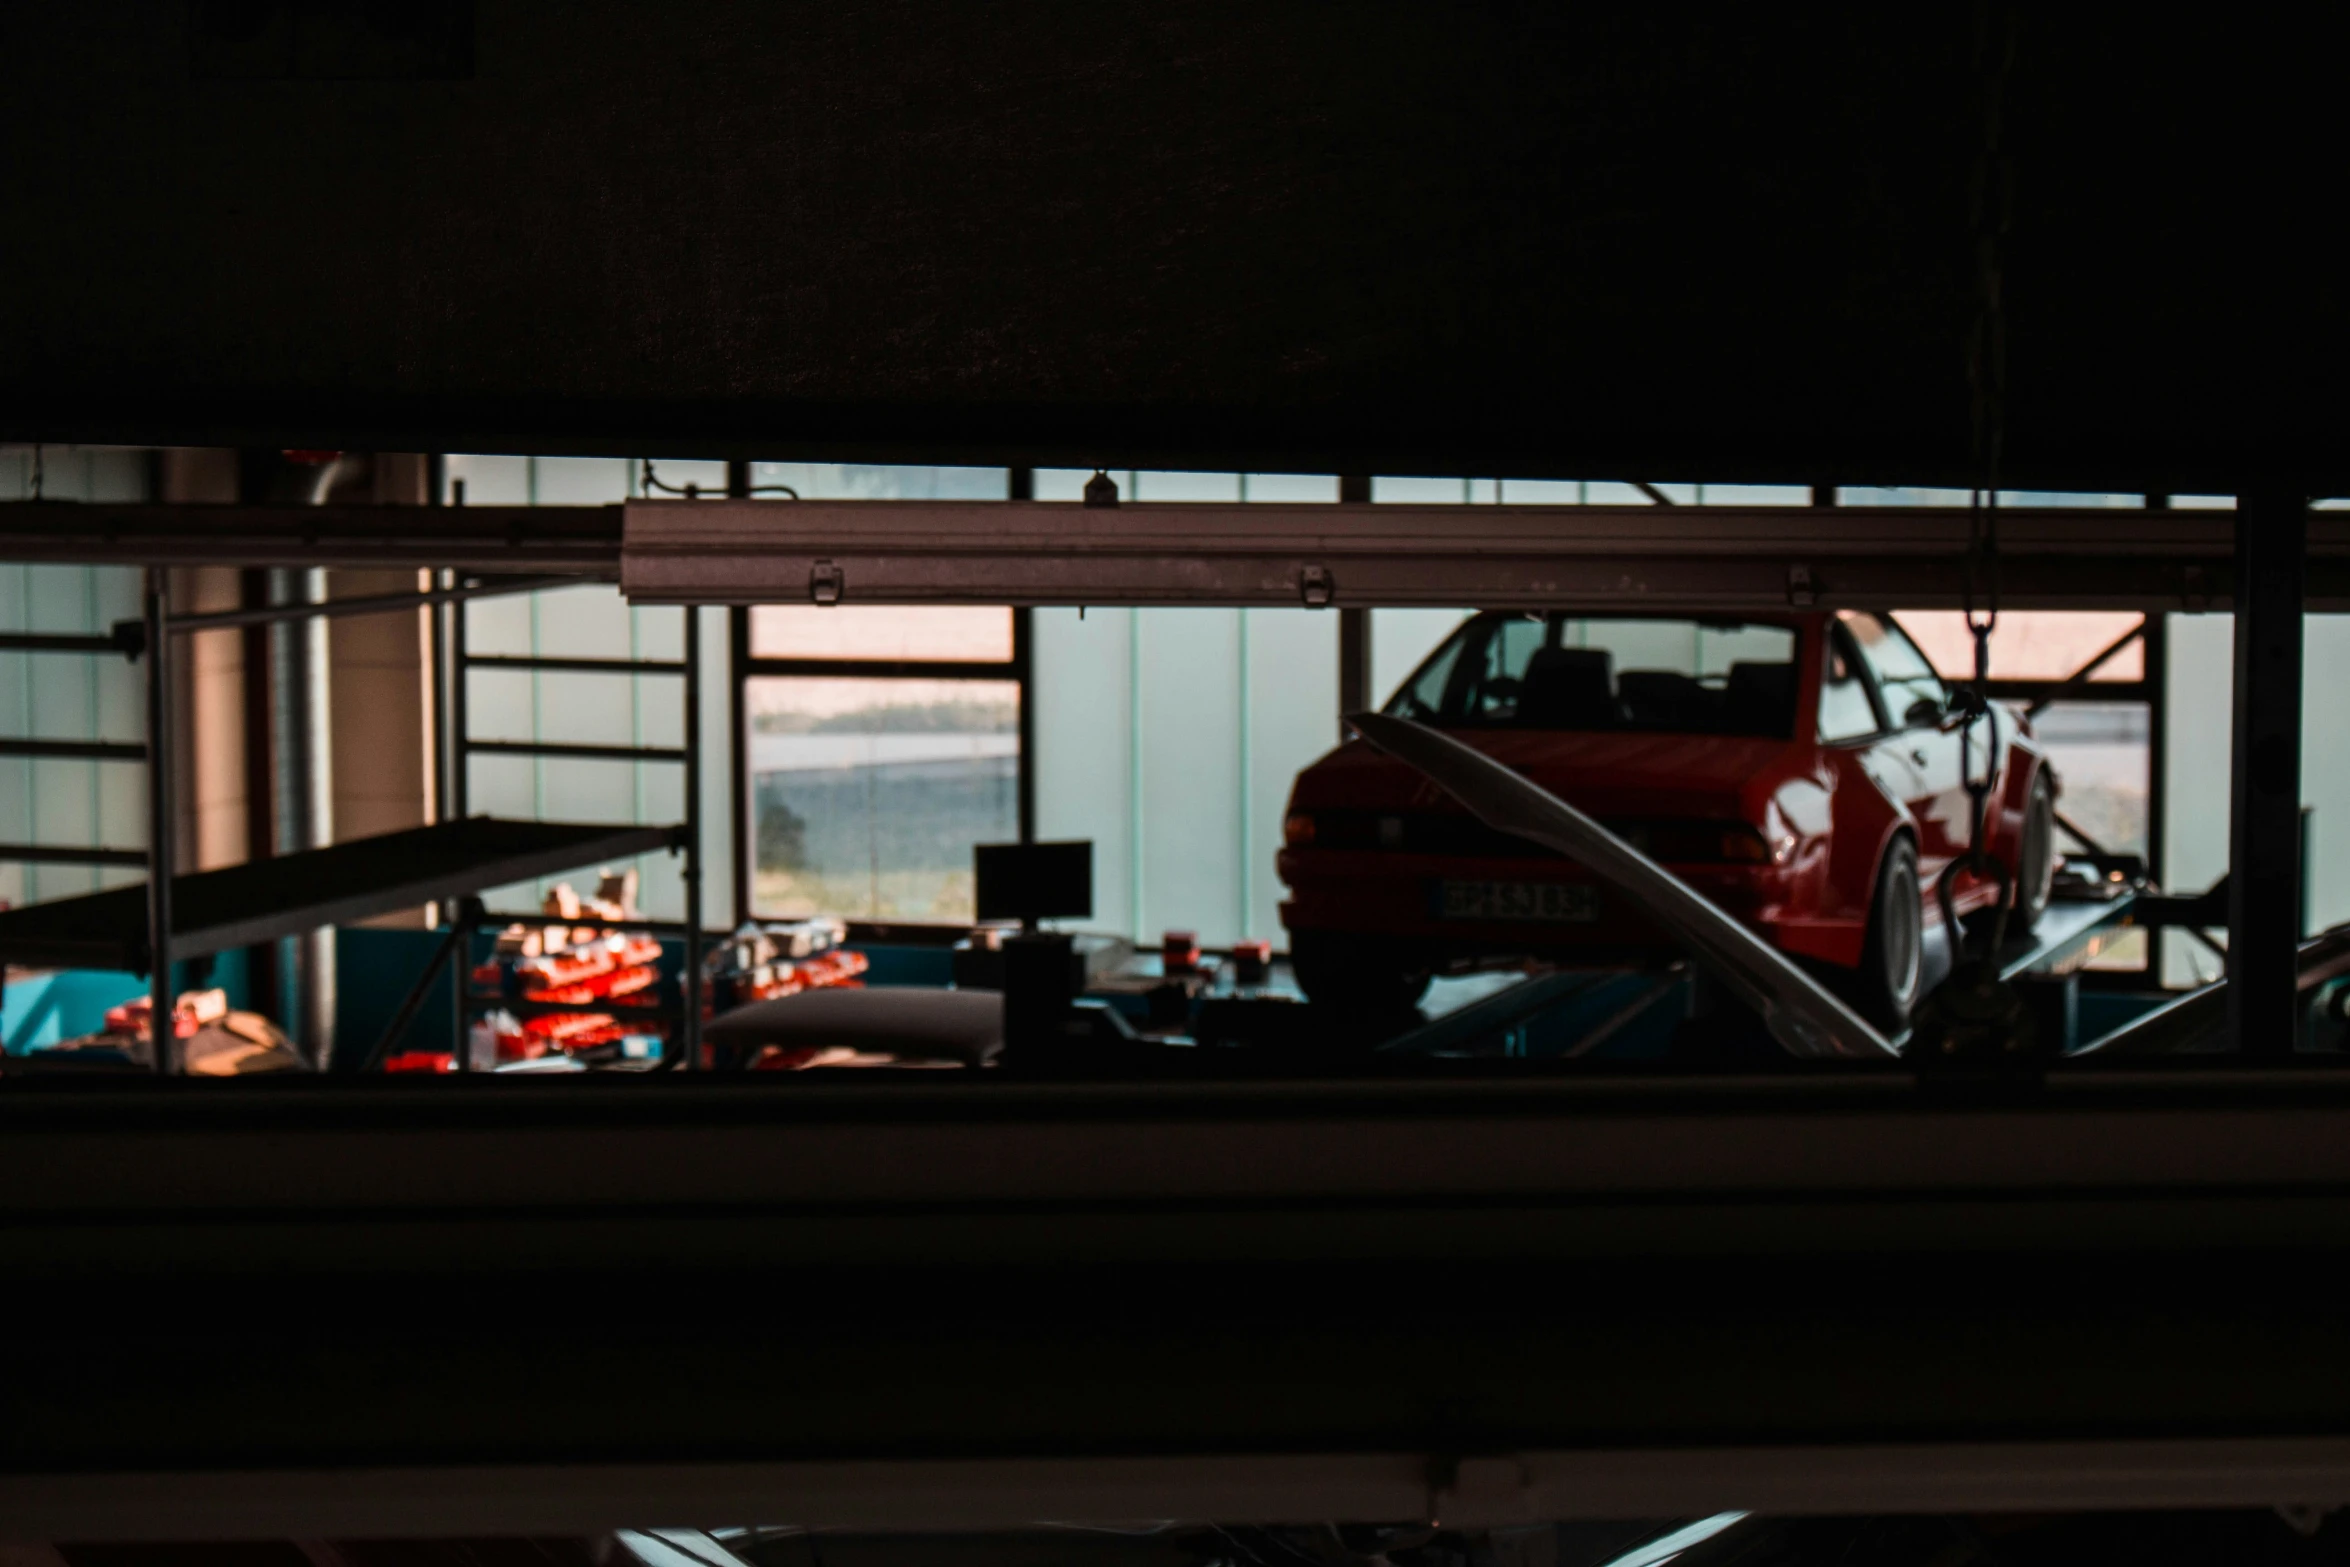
[1856,836,1924,1034]
[2011,768,2057,934]
[1287,932,1433,1015]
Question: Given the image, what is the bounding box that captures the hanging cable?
[640,458,798,500]
[1916,3,2032,1064]
[1941,0,2018,961]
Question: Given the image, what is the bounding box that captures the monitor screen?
[974,841,1094,924]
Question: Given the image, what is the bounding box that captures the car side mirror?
[1903,696,1945,729]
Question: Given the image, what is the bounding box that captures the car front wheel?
[1856,835,1924,1034]
[1287,932,1433,1016]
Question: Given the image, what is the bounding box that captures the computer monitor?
[974,840,1094,928]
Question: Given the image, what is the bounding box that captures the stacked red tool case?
[466,870,670,1068]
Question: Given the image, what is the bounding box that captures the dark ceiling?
[1,5,2340,490]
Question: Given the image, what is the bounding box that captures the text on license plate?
[1436,880,1599,922]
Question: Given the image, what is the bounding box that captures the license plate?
[1436,880,1600,923]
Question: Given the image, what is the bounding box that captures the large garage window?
[737,605,1027,925]
[1893,611,2154,867]
[1894,608,2157,975]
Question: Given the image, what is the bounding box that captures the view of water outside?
[748,676,1019,921]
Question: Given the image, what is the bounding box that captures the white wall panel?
[1245,608,1340,942]
[0,500,148,906]
[2159,611,2350,987]
[2303,616,2350,938]
[1138,608,1244,944]
[1033,605,1135,935]
[2159,615,2231,986]
[1373,610,1471,706]
[1029,478,1349,947]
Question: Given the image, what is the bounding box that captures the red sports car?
[1278,610,2058,1028]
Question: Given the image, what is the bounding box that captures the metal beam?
[461,653,687,676]
[142,568,174,1074]
[2022,619,2148,717]
[460,739,689,765]
[0,628,138,657]
[7,500,2346,613]
[0,843,149,867]
[0,737,144,761]
[15,1442,2350,1540]
[619,500,2342,611]
[18,1069,2350,1512]
[1336,476,1374,737]
[164,573,578,634]
[0,501,621,571]
[2228,487,2308,1057]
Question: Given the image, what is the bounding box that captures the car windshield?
[1384,614,1801,738]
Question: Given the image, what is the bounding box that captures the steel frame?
[443,590,706,1072]
[0,500,621,571]
[1,539,707,1073]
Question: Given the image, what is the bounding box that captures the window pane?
[1387,614,1799,737]
[750,605,1014,662]
[1893,611,2145,683]
[1819,631,1880,742]
[2035,701,2150,860]
[1843,611,1947,722]
[747,676,1020,922]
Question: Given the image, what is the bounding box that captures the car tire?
[1287,932,1433,1015]
[1856,835,1924,1034]
[2011,768,2058,935]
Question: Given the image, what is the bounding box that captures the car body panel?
[1279,611,2050,975]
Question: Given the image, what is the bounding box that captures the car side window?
[1463,615,1549,721]
[1845,612,1949,728]
[1818,624,1883,742]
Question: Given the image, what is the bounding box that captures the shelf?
[0,816,679,972]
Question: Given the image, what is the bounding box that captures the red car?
[1278,611,2058,1029]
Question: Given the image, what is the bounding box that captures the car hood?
[1290,728,1808,818]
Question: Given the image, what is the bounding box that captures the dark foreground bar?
[5,1063,2350,1531]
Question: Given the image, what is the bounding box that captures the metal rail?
[142,569,173,1074]
[12,498,2350,611]
[0,844,149,867]
[460,739,690,765]
[461,653,687,676]
[620,499,2350,611]
[160,574,574,635]
[0,501,622,571]
[0,628,138,656]
[0,738,144,761]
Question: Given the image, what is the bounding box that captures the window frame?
[1885,610,2163,885]
[1850,612,1952,730]
[729,604,1033,928]
[1386,610,1806,738]
[1885,608,2165,986]
[1818,618,1893,745]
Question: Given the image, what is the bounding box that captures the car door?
[1844,612,1972,875]
[1819,613,1926,838]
